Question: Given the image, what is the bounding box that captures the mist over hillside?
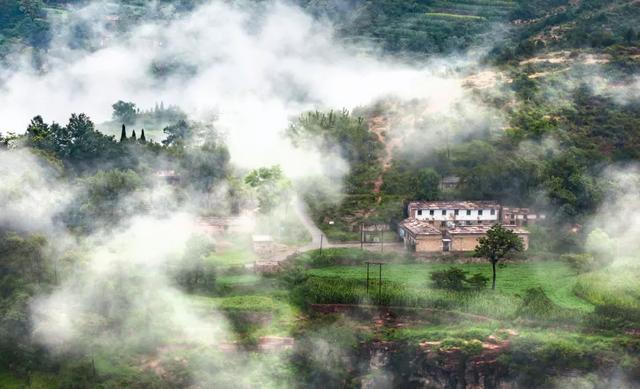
[1,1,640,388]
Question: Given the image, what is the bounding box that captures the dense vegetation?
[2,0,640,387]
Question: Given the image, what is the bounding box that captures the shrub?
[466,273,490,290]
[431,267,467,290]
[430,267,489,291]
[560,253,595,274]
[517,287,555,319]
[517,287,586,325]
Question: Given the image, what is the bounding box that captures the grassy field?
[205,247,256,267]
[306,261,594,312]
[191,293,299,342]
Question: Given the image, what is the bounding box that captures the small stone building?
[447,225,530,252]
[501,207,546,227]
[399,219,529,253]
[252,235,274,257]
[398,218,444,252]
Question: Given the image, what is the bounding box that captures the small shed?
[252,235,274,257]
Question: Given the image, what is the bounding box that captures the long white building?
[407,201,500,228]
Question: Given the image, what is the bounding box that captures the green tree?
[175,235,216,292]
[624,27,636,44]
[65,169,144,231]
[119,124,127,142]
[112,101,138,125]
[585,228,616,262]
[287,110,383,194]
[181,139,230,195]
[245,166,291,213]
[412,168,440,199]
[162,120,192,147]
[26,114,126,172]
[474,224,524,290]
[0,232,51,370]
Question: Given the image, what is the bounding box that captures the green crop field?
[306,261,594,312]
[205,246,256,267]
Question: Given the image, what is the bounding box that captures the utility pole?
[381,228,384,252]
[360,223,364,250]
[366,262,370,295]
[379,263,382,302]
[320,234,323,253]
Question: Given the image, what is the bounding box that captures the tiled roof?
[408,201,500,210]
[399,218,442,236]
[448,225,529,235]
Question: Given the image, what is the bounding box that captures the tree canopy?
[475,224,525,290]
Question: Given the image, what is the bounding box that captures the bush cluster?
[430,267,489,291]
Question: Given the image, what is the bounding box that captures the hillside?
[2,1,640,388]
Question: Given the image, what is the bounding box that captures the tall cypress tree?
[120,124,127,142]
[131,130,137,141]
[140,129,146,143]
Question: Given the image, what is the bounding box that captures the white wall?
[414,208,498,222]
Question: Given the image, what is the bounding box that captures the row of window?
[428,220,489,227]
[417,209,496,216]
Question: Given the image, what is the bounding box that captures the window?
[490,209,495,215]
[417,210,422,216]
[442,210,446,216]
[478,210,483,216]
[466,210,471,216]
[429,210,434,216]
[454,209,459,216]
[466,221,472,225]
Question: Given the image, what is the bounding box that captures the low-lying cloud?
[0,0,494,177]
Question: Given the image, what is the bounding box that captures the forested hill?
[0,0,517,58]
[4,1,640,58]
[3,0,640,246]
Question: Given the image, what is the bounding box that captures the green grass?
[574,259,640,309]
[192,295,280,312]
[217,274,262,286]
[190,294,300,342]
[0,371,60,389]
[205,247,256,267]
[306,261,593,312]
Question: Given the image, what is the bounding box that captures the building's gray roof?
[502,207,532,215]
[448,225,529,235]
[408,201,500,211]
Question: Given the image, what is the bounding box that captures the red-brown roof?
[399,218,442,236]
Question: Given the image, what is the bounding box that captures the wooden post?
[378,263,382,303]
[320,234,323,253]
[360,223,364,250]
[381,229,384,252]
[366,262,370,295]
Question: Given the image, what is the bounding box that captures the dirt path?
[369,116,393,197]
[292,195,404,252]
